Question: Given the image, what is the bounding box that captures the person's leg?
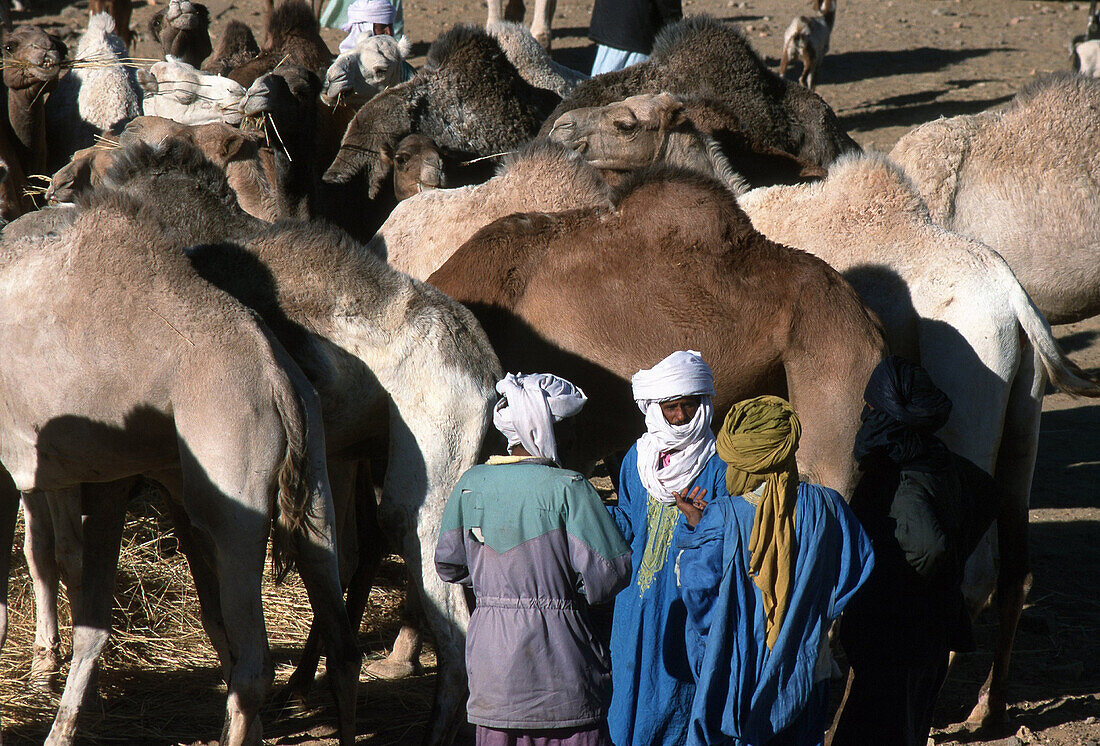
[590,45,649,76]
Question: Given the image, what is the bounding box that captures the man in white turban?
[437,372,630,746]
[605,350,729,746]
[331,0,402,54]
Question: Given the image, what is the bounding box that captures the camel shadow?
[824,46,1009,85]
[840,94,1014,133]
[1053,329,1100,355]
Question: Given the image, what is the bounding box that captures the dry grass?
[0,489,437,745]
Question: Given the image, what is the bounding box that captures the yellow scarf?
[716,395,801,648]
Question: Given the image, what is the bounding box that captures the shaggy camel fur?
[226,0,332,87]
[202,20,261,76]
[780,0,836,91]
[891,74,1100,324]
[2,25,66,179]
[541,15,859,168]
[487,0,556,48]
[89,0,131,49]
[324,24,561,197]
[738,151,1100,728]
[0,183,361,745]
[23,140,502,744]
[373,140,612,279]
[149,0,212,69]
[430,168,886,493]
[138,59,248,125]
[486,21,586,97]
[321,33,413,105]
[45,13,142,171]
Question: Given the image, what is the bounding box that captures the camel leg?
[367,575,423,679]
[0,468,19,746]
[21,490,63,689]
[486,0,504,24]
[530,0,556,49]
[966,346,1041,728]
[284,459,373,701]
[44,480,133,746]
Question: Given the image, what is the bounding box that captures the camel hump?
[99,139,235,202]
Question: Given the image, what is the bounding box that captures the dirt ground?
[0,0,1098,744]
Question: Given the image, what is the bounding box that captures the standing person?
[321,0,404,51]
[606,350,727,746]
[831,357,1000,746]
[670,395,874,746]
[436,372,632,746]
[588,0,682,75]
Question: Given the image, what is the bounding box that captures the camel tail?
[270,372,315,583]
[990,251,1100,396]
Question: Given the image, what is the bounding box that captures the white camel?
[890,73,1100,324]
[321,33,414,106]
[137,59,247,125]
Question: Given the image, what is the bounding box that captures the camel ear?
[397,35,412,59]
[136,67,158,94]
[656,94,687,131]
[379,141,394,166]
[221,131,250,163]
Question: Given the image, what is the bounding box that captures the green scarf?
[716,395,801,648]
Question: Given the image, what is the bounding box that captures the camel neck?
[8,85,48,177]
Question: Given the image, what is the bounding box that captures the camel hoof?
[364,657,420,680]
[965,694,1008,730]
[273,676,313,709]
[30,645,62,693]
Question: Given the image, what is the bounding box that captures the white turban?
[493,373,587,464]
[631,351,717,503]
[340,0,395,52]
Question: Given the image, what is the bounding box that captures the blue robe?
[672,483,874,746]
[606,445,728,746]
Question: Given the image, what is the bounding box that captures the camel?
[203,20,261,76]
[0,124,28,220]
[550,92,1100,725]
[540,15,860,167]
[45,13,142,171]
[485,21,587,97]
[370,139,612,279]
[20,139,502,744]
[88,0,132,48]
[0,187,361,745]
[487,0,556,49]
[149,0,212,69]
[321,33,414,105]
[323,24,561,198]
[226,0,332,87]
[429,167,886,495]
[137,59,248,125]
[2,25,66,180]
[890,73,1100,324]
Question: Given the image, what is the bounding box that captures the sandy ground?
[0,0,1098,744]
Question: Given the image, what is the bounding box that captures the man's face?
[660,396,701,426]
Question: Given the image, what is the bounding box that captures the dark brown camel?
[227,0,332,87]
[2,25,66,180]
[148,0,212,69]
[429,168,887,494]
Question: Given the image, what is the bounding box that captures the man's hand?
[674,486,708,527]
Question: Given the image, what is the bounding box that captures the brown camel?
[2,25,66,179]
[429,167,887,493]
[227,0,332,87]
[148,0,212,69]
[0,187,361,745]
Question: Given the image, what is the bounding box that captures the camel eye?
[3,44,13,54]
[613,119,637,133]
[394,154,408,167]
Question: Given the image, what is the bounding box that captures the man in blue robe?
[607,350,728,746]
[670,396,874,745]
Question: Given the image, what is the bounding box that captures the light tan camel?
[0,190,361,745]
[890,73,1100,324]
[371,140,612,279]
[19,140,501,744]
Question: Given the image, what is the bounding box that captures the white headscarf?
[493,373,587,464]
[631,350,717,503]
[339,0,395,53]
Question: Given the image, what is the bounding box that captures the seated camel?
[0,188,361,746]
[18,140,502,745]
[891,73,1100,324]
[137,59,247,125]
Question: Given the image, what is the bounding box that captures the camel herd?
[0,3,1098,745]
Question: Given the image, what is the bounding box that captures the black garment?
[833,451,999,746]
[588,0,682,56]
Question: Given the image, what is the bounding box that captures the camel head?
[118,114,190,147]
[321,52,370,105]
[139,59,247,126]
[1,25,66,93]
[241,64,320,159]
[185,121,259,169]
[323,85,414,196]
[202,19,259,76]
[149,0,212,69]
[46,145,119,204]
[548,92,689,171]
[358,34,412,88]
[384,134,446,200]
